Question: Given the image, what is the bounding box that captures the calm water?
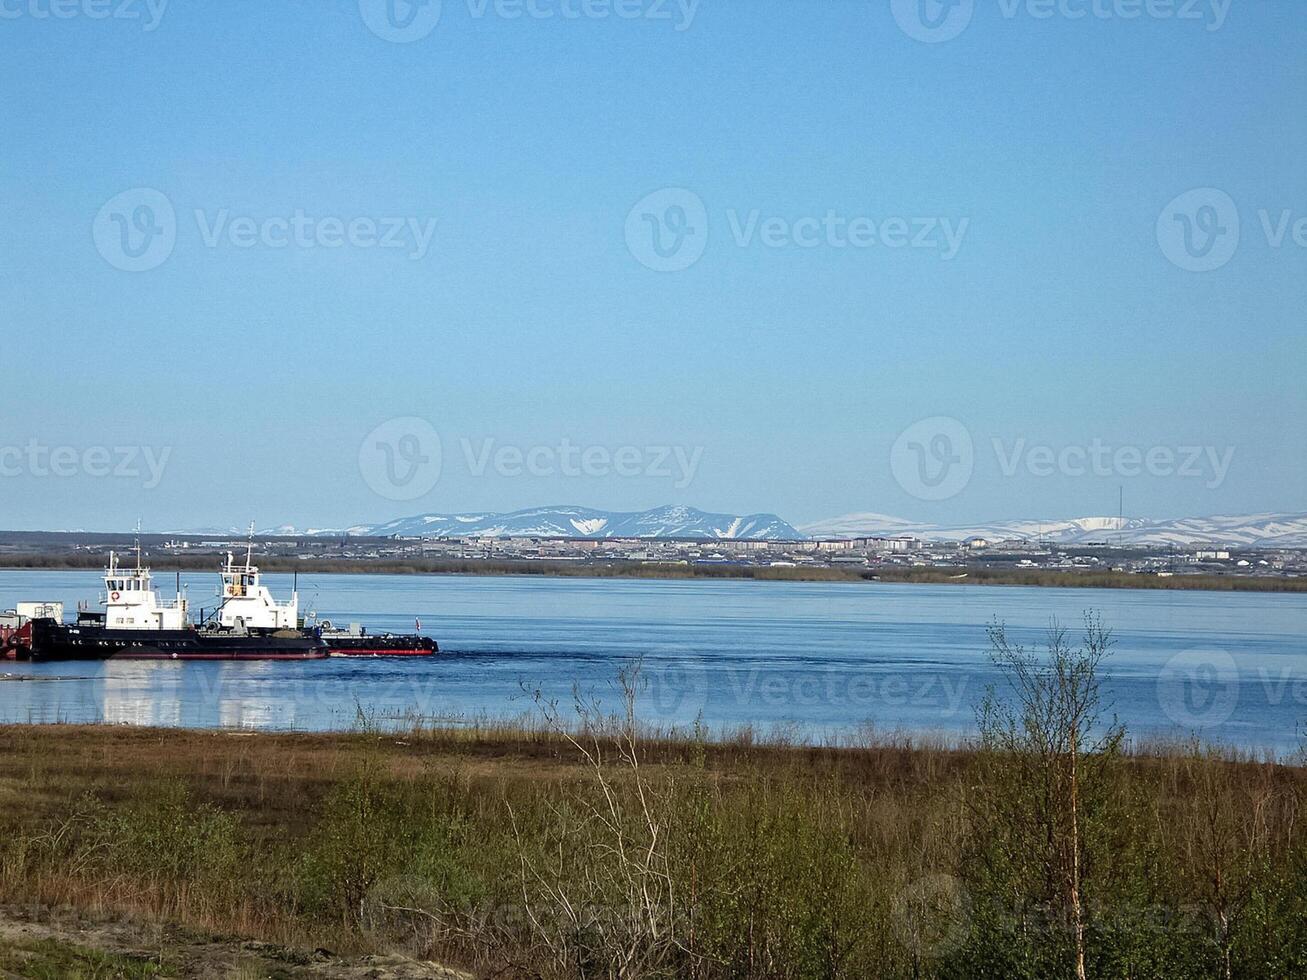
[2,570,1304,753]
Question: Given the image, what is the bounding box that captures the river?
[1,570,1303,753]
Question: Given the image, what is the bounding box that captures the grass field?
[0,704,1302,978]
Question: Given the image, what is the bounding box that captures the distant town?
[3,529,1301,586]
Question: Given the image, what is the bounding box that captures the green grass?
[0,937,160,979]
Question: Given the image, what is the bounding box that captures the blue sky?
[1,0,1304,532]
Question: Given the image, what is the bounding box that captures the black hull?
[322,634,438,657]
[24,620,326,662]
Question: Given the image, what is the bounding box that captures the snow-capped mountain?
[180,509,1307,548]
[354,505,802,540]
[799,512,1307,548]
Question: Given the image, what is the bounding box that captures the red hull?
[328,648,435,657]
[112,651,328,661]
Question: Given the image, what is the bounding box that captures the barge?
[318,620,438,657]
[5,535,437,662]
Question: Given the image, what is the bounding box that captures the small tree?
[973,613,1125,980]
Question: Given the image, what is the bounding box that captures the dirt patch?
[0,905,472,979]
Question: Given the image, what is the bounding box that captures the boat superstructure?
[215,534,298,631]
[8,534,323,662]
[101,547,189,630]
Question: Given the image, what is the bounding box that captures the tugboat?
[8,529,437,662]
[10,545,325,662]
[216,541,437,657]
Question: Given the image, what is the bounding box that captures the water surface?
[2,571,1303,753]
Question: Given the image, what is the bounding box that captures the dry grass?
[0,719,1302,978]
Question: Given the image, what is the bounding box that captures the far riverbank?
[0,553,1304,592]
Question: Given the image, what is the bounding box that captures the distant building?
[854,537,916,553]
[816,540,854,552]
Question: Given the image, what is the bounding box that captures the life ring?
[110,591,121,601]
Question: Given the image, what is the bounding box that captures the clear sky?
[1,0,1304,532]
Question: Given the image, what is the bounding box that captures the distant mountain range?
[293,505,802,541]
[798,512,1307,549]
[178,507,1307,548]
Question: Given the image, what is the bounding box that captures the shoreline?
[0,554,1304,592]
